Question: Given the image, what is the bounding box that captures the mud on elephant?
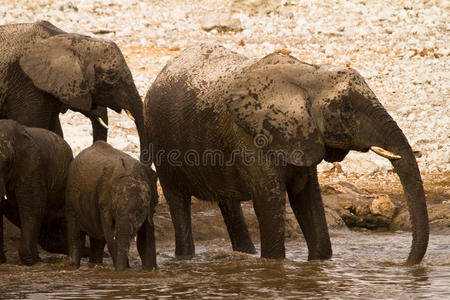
[0,119,73,265]
[144,44,428,264]
[65,141,158,271]
[0,21,147,155]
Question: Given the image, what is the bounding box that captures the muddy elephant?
[66,141,158,271]
[0,119,73,265]
[143,44,428,264]
[0,21,147,152]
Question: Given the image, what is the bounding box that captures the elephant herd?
[0,21,429,271]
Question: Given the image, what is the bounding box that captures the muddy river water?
[0,231,449,299]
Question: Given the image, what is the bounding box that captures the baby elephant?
[66,141,158,271]
[0,120,73,265]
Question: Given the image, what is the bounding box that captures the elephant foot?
[19,245,41,266]
[218,200,256,255]
[19,254,41,266]
[175,243,195,258]
[307,248,332,261]
[233,242,257,255]
[175,254,195,261]
[68,257,81,268]
[114,264,126,272]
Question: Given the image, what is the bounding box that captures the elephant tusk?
[125,109,135,121]
[370,146,401,160]
[97,117,108,129]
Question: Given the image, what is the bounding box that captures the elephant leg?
[218,200,256,254]
[0,201,5,264]
[137,218,157,270]
[164,188,194,257]
[89,237,106,264]
[16,190,42,265]
[287,167,332,260]
[252,179,286,259]
[18,213,41,265]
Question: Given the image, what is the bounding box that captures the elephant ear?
[226,60,325,166]
[19,35,93,111]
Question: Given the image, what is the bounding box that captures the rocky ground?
[1,0,448,254]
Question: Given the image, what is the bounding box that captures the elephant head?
[228,53,428,264]
[112,163,158,271]
[18,33,147,157]
[0,121,23,198]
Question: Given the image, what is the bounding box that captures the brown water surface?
[0,231,449,299]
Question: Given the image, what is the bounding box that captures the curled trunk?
[360,103,429,264]
[386,129,429,264]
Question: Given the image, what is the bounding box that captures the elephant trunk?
[359,102,429,264]
[390,141,429,264]
[115,218,131,271]
[126,87,149,165]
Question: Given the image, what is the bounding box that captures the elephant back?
[146,43,325,168]
[148,43,252,109]
[145,44,252,148]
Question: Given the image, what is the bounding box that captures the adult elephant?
[0,21,146,150]
[144,44,428,264]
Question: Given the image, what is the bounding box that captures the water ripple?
[0,232,449,299]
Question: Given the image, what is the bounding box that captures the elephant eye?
[103,70,119,84]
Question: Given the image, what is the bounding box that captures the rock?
[91,29,115,35]
[323,192,396,230]
[200,13,242,33]
[391,203,450,232]
[324,207,346,229]
[321,182,365,196]
[370,195,396,219]
[274,48,292,55]
[59,1,78,12]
